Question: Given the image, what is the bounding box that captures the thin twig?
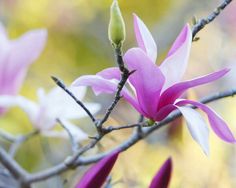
[192,0,233,39]
[9,130,39,158]
[51,76,96,123]
[104,124,140,132]
[57,119,78,153]
[0,129,16,142]
[0,148,29,184]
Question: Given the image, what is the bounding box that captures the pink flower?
[72,14,235,154]
[149,157,172,188]
[75,150,120,188]
[0,23,47,114]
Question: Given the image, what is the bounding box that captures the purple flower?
[0,23,47,115]
[72,14,235,154]
[75,150,120,188]
[149,157,172,188]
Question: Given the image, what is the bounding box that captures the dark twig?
[97,47,133,128]
[104,124,140,133]
[192,0,233,39]
[51,76,96,123]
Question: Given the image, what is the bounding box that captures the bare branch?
[192,0,233,39]
[57,119,78,153]
[51,76,96,123]
[0,148,29,184]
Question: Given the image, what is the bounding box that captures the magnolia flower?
[0,23,47,115]
[72,14,235,154]
[149,158,172,188]
[0,87,100,141]
[75,150,120,188]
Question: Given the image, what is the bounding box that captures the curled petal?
[160,24,192,89]
[176,106,209,155]
[133,14,157,63]
[97,67,121,80]
[124,48,165,119]
[176,99,236,143]
[72,75,142,114]
[158,68,230,110]
[149,157,172,188]
[76,151,120,188]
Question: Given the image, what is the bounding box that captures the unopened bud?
[108,0,126,48]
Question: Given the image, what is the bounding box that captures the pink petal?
[124,48,165,119]
[158,68,230,110]
[0,29,47,96]
[72,75,142,114]
[176,99,236,143]
[176,106,209,155]
[155,104,177,121]
[9,29,47,69]
[97,67,121,80]
[160,24,192,89]
[133,14,157,63]
[76,151,120,188]
[149,157,172,188]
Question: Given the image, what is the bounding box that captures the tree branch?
[192,0,233,39]
[18,88,236,183]
[51,76,96,123]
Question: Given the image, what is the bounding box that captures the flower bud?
[108,0,126,48]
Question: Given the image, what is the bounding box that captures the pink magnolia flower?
[0,23,47,114]
[75,150,120,188]
[149,157,172,188]
[72,14,235,154]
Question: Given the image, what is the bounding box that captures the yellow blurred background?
[1,0,236,187]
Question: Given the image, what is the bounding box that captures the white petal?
[42,120,88,142]
[177,106,210,155]
[0,95,39,123]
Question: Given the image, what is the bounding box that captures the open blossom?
[0,23,47,114]
[72,14,235,154]
[0,87,100,141]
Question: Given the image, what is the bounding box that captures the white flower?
[0,86,100,142]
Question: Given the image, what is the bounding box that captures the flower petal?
[149,157,172,188]
[160,24,192,89]
[76,151,120,188]
[155,104,177,121]
[72,75,141,114]
[0,95,38,124]
[133,14,157,63]
[0,29,47,96]
[42,119,88,142]
[124,48,165,119]
[176,99,236,143]
[97,67,121,80]
[158,68,230,109]
[176,106,209,155]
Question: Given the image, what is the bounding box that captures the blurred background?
[0,0,236,187]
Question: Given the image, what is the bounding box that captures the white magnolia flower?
[0,86,100,142]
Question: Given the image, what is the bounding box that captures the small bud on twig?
[108,0,126,48]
